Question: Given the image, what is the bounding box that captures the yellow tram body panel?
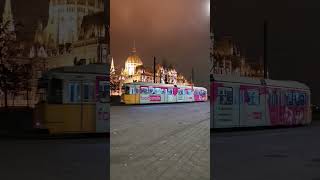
[122,94,140,104]
[35,103,96,134]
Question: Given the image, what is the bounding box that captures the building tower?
[2,0,15,32]
[110,57,115,75]
[43,0,104,46]
[124,42,143,76]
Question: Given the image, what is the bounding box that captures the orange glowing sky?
[111,0,210,86]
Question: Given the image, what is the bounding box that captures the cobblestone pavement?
[110,102,210,180]
[212,121,320,180]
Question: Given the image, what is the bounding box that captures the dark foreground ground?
[212,120,320,180]
[0,138,108,180]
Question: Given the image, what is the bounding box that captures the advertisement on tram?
[210,75,312,129]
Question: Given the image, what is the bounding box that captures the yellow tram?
[121,82,207,105]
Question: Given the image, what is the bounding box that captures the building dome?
[125,49,143,65]
[124,47,143,76]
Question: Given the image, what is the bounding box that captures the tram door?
[266,88,281,126]
[239,85,266,127]
[186,89,194,102]
[162,88,168,103]
[140,86,150,104]
[177,88,185,102]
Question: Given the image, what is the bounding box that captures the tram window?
[83,84,89,101]
[218,87,233,105]
[286,92,293,106]
[187,89,193,95]
[294,92,306,106]
[154,88,162,95]
[300,93,306,105]
[200,90,207,96]
[178,89,185,95]
[140,87,149,94]
[149,87,155,94]
[48,78,63,104]
[293,92,298,105]
[194,90,199,95]
[244,89,260,105]
[69,84,75,102]
[83,84,94,102]
[125,86,130,94]
[168,89,173,95]
[68,82,80,103]
[158,88,165,94]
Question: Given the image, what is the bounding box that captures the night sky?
[214,0,320,104]
[111,0,211,88]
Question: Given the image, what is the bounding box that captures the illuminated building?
[110,44,189,95]
[211,36,264,78]
[41,0,104,47]
[123,46,143,76]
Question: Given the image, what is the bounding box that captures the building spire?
[110,57,115,75]
[2,0,14,32]
[132,40,136,53]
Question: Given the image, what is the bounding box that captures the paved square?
[212,121,320,180]
[110,102,210,180]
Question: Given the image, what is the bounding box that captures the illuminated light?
[206,1,210,16]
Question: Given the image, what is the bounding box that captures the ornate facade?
[211,36,264,78]
[38,0,104,47]
[0,0,109,107]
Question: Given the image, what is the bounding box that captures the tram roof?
[212,75,309,90]
[47,64,108,75]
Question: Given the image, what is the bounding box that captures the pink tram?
[210,75,312,129]
[121,82,207,104]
